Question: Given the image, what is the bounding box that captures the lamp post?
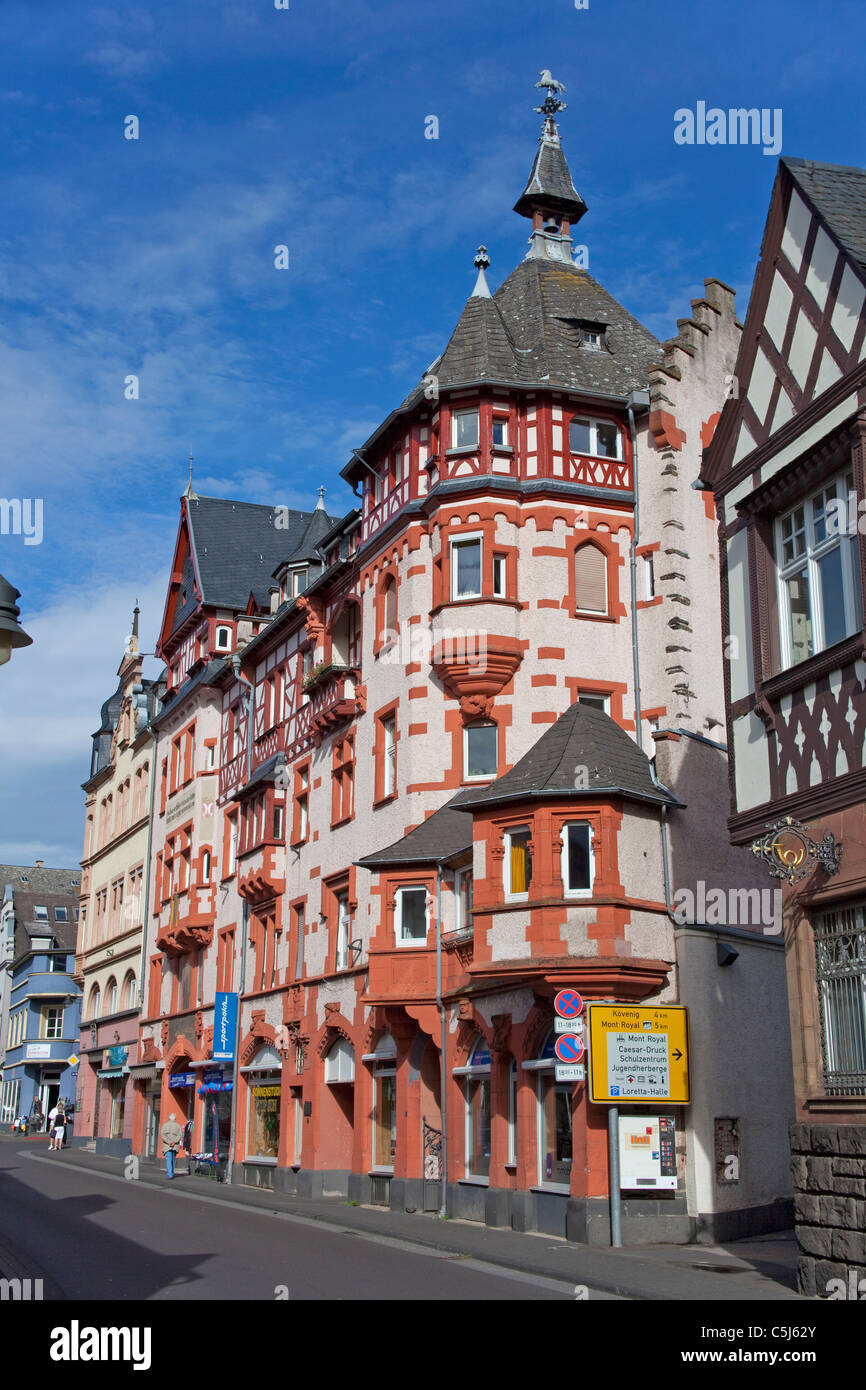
[0,574,33,666]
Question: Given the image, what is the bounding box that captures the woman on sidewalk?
[49,1104,65,1152]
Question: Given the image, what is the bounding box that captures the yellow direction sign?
[588,1004,690,1104]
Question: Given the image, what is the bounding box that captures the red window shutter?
[575,545,607,613]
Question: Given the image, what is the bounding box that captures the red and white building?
[133,82,796,1243]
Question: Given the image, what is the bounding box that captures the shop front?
[190,1068,233,1180]
[240,1044,282,1189]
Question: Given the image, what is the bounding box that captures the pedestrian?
[182,1118,193,1175]
[49,1104,66,1152]
[160,1112,183,1179]
[47,1102,59,1145]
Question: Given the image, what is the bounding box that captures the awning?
[128,1065,158,1081]
[96,1068,126,1079]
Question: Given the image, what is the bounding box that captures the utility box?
[619,1115,677,1190]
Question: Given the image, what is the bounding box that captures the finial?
[183,448,198,500]
[315,485,326,511]
[470,246,492,299]
[533,69,567,123]
[132,604,140,640]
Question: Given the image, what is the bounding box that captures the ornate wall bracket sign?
[751,816,842,884]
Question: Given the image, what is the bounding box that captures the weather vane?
[533,69,567,120]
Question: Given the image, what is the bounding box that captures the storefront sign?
[165,785,196,830]
[102,1046,128,1070]
[212,992,237,1062]
[25,1043,51,1060]
[202,1068,224,1084]
[169,1071,196,1088]
[251,1085,281,1098]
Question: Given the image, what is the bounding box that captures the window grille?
[814,902,866,1095]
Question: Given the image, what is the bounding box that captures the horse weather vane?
[751,816,842,885]
[534,70,567,120]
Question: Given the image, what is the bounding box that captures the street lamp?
[0,574,33,666]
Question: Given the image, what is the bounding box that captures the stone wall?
[791,1122,866,1297]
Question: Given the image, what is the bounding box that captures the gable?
[705,161,866,484]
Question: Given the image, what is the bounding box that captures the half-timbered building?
[134,81,796,1244]
[703,156,866,1293]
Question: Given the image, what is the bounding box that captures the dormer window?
[452,409,479,449]
[569,416,622,461]
[215,625,232,651]
[290,568,308,598]
[578,321,606,350]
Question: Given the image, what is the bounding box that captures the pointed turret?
[515,72,587,263]
[286,487,334,564]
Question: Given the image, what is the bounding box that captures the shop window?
[814,901,866,1095]
[455,1036,491,1181]
[775,470,862,669]
[291,1087,303,1165]
[452,408,479,449]
[451,537,482,599]
[324,1036,355,1084]
[534,1031,573,1190]
[507,1059,518,1166]
[370,1033,397,1170]
[504,827,532,900]
[574,543,608,615]
[247,1068,281,1160]
[562,822,593,896]
[395,885,428,946]
[464,721,497,780]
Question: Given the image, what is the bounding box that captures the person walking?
[182,1118,193,1175]
[49,1104,66,1152]
[46,1102,60,1147]
[160,1113,183,1179]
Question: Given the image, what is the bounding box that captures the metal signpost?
[587,1003,691,1248]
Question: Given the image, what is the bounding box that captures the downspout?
[225,655,254,1186]
[435,862,447,1218]
[649,758,676,918]
[136,724,160,1014]
[627,390,649,751]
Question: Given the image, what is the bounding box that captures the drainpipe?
[136,725,160,1016]
[627,390,649,751]
[225,655,254,1187]
[649,757,676,918]
[435,862,448,1218]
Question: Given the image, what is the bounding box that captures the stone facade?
[792,1123,866,1296]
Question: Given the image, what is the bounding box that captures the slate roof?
[514,127,587,222]
[154,658,228,725]
[285,504,336,565]
[783,157,866,275]
[1,865,81,899]
[356,791,475,868]
[458,704,678,811]
[231,752,286,800]
[172,497,340,636]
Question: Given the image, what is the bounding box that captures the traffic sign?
[588,1004,690,1104]
[554,989,584,1019]
[554,1016,585,1035]
[555,1063,585,1083]
[554,1033,585,1064]
[66,1054,79,1067]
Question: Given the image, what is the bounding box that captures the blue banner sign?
[213,992,238,1062]
[169,1071,196,1088]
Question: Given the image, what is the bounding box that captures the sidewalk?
[17,1141,805,1302]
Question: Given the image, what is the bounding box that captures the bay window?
[395,885,428,945]
[452,408,479,449]
[569,415,622,460]
[451,537,483,599]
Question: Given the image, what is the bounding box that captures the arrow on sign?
[671,1049,683,1061]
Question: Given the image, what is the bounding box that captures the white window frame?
[382,714,396,798]
[568,415,623,461]
[395,885,429,947]
[335,893,350,970]
[43,1006,63,1040]
[228,815,238,876]
[492,417,508,448]
[643,553,655,599]
[201,849,212,882]
[503,826,532,902]
[775,470,862,670]
[290,567,308,598]
[324,1036,355,1084]
[492,553,506,597]
[450,534,483,600]
[576,692,609,713]
[215,625,232,651]
[454,868,473,933]
[34,906,48,921]
[463,721,498,781]
[456,1039,491,1182]
[452,408,479,450]
[561,821,593,898]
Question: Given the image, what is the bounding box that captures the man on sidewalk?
[160,1113,183,1179]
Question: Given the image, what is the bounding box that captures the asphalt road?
[0,1144,602,1301]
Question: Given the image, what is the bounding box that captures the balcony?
[299,666,364,743]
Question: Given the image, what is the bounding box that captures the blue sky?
[0,0,864,866]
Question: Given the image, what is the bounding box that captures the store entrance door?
[146,1091,161,1159]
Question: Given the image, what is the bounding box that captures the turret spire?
[471,245,492,298]
[515,70,587,263]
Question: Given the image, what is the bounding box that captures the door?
[146,1091,160,1158]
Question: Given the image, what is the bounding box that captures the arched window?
[123,972,137,1010]
[105,978,118,1015]
[381,576,397,640]
[324,1036,355,1084]
[88,984,101,1020]
[454,1035,491,1180]
[574,543,608,615]
[215,624,233,651]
